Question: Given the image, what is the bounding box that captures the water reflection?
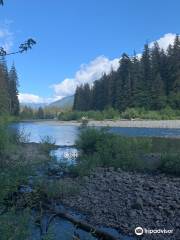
[50,147,78,165]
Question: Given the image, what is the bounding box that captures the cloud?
[52,34,177,100]
[20,33,178,104]
[149,33,176,50]
[19,92,64,104]
[0,21,13,52]
[51,56,119,98]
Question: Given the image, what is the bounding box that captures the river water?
[10,121,180,240]
[11,121,180,145]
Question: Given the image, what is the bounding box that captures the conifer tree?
[73,36,180,112]
[0,57,10,114]
[8,64,19,115]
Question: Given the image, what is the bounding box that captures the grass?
[70,127,180,176]
[0,116,57,239]
[34,178,80,200]
[40,135,56,153]
[0,208,31,240]
[57,106,180,122]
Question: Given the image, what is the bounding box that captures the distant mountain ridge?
[20,95,74,109]
[20,102,48,109]
[48,95,74,109]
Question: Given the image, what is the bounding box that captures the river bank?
[62,167,180,240]
[1,140,179,239]
[21,119,180,129]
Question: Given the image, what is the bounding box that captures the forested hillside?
[0,57,19,115]
[73,35,180,111]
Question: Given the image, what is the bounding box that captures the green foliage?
[37,107,44,119]
[74,128,152,175]
[58,107,180,121]
[58,108,120,121]
[0,59,20,116]
[0,119,9,157]
[73,35,180,112]
[159,153,180,176]
[34,179,80,200]
[73,128,180,176]
[40,135,56,153]
[121,107,180,120]
[0,208,31,240]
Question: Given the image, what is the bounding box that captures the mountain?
[48,95,74,109]
[20,102,48,109]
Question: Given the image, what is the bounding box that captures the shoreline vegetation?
[0,117,180,239]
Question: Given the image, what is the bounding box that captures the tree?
[20,106,34,119]
[8,64,19,115]
[115,53,132,111]
[37,107,44,119]
[73,35,180,112]
[0,39,36,57]
[0,57,10,115]
[150,42,166,109]
[140,44,152,108]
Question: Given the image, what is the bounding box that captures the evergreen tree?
[115,53,132,111]
[20,106,34,119]
[130,54,142,107]
[0,57,10,114]
[150,42,166,109]
[37,107,44,119]
[73,36,180,112]
[8,64,20,115]
[140,44,152,108]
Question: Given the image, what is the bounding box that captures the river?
[11,121,180,145]
[10,121,180,240]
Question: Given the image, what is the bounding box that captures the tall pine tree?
[8,63,20,115]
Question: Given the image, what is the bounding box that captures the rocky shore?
[25,119,180,129]
[62,168,180,239]
[7,142,180,239]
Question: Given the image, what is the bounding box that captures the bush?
[159,153,180,176]
[74,128,180,176]
[74,128,152,175]
[40,135,56,153]
[121,108,140,119]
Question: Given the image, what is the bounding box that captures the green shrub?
[40,135,56,153]
[34,178,80,200]
[0,208,30,240]
[159,153,180,176]
[74,128,152,175]
[121,108,141,119]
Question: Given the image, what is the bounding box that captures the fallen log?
[44,204,121,240]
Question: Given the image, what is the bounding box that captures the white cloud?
[0,22,13,52]
[20,33,178,104]
[18,93,57,104]
[52,34,177,100]
[149,33,176,50]
[51,56,119,97]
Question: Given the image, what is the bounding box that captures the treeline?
[20,106,60,119]
[73,35,180,111]
[0,57,19,116]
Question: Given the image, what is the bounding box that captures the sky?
[0,0,180,104]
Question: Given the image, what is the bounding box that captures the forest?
[0,57,19,116]
[73,35,180,112]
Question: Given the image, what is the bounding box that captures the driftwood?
[43,204,120,240]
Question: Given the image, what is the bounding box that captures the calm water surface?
[11,121,180,145]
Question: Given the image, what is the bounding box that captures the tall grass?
[58,106,180,121]
[71,128,180,176]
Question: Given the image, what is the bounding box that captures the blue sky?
[0,0,179,103]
